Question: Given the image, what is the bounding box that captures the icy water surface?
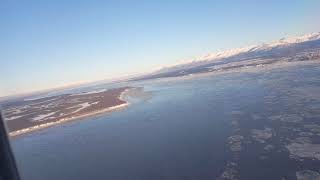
[11,61,320,180]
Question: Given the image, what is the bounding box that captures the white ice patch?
[287,142,320,160]
[228,135,244,152]
[269,114,303,123]
[4,108,23,115]
[32,112,57,121]
[24,95,57,101]
[304,124,320,133]
[218,162,239,180]
[264,144,275,152]
[24,97,44,101]
[251,128,273,143]
[296,170,320,180]
[71,102,92,113]
[70,89,106,96]
[5,115,23,121]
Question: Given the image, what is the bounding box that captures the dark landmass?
[2,87,130,136]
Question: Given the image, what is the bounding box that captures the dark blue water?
[10,63,320,180]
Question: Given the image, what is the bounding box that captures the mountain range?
[132,32,320,81]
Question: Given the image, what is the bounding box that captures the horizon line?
[2,31,319,99]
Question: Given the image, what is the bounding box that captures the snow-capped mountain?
[249,32,320,52]
[153,32,320,74]
[131,32,320,81]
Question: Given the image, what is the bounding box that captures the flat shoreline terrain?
[2,87,131,137]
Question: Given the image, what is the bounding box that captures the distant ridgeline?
[133,32,320,81]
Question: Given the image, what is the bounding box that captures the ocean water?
[10,62,320,180]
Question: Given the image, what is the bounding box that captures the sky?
[1,0,319,97]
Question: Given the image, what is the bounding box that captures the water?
[10,62,320,180]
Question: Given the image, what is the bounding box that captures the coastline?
[9,88,131,137]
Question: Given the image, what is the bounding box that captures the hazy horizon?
[1,0,320,97]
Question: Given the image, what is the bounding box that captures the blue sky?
[1,0,319,97]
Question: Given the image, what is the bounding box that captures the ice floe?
[251,128,273,143]
[269,114,303,123]
[228,135,244,152]
[218,162,239,180]
[264,144,275,151]
[304,124,320,133]
[298,132,314,137]
[286,138,320,160]
[296,170,320,180]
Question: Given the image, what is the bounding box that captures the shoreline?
[9,88,131,137]
[141,59,320,83]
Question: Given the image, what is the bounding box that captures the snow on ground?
[71,102,99,113]
[154,32,320,74]
[32,112,57,121]
[5,115,23,121]
[4,108,23,114]
[70,89,107,96]
[9,102,129,137]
